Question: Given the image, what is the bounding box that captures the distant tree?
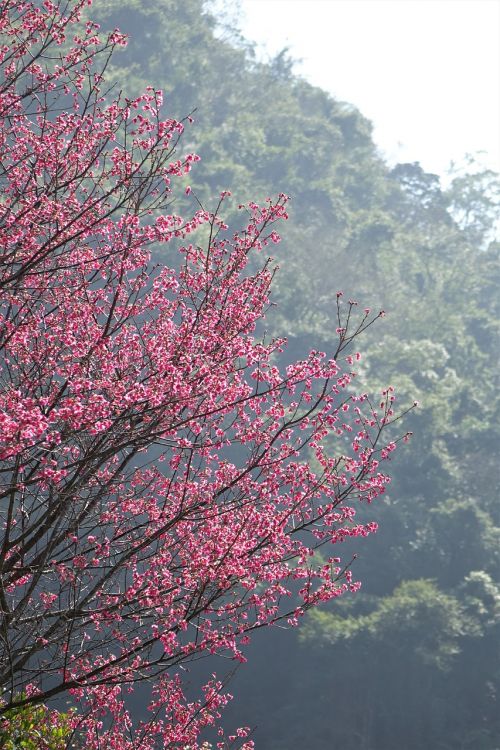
[0,1,408,747]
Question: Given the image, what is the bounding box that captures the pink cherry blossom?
[0,2,414,747]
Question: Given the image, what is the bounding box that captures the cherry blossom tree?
[0,1,411,747]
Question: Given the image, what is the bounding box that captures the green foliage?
[0,697,75,750]
[303,579,474,668]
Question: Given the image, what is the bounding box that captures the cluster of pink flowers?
[0,2,413,747]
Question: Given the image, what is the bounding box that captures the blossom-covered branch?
[0,2,411,747]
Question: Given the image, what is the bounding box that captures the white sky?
[237,0,500,178]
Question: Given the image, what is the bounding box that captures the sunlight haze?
[238,0,500,178]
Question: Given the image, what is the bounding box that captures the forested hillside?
[91,1,500,747]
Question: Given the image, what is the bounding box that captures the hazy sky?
[237,0,500,178]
